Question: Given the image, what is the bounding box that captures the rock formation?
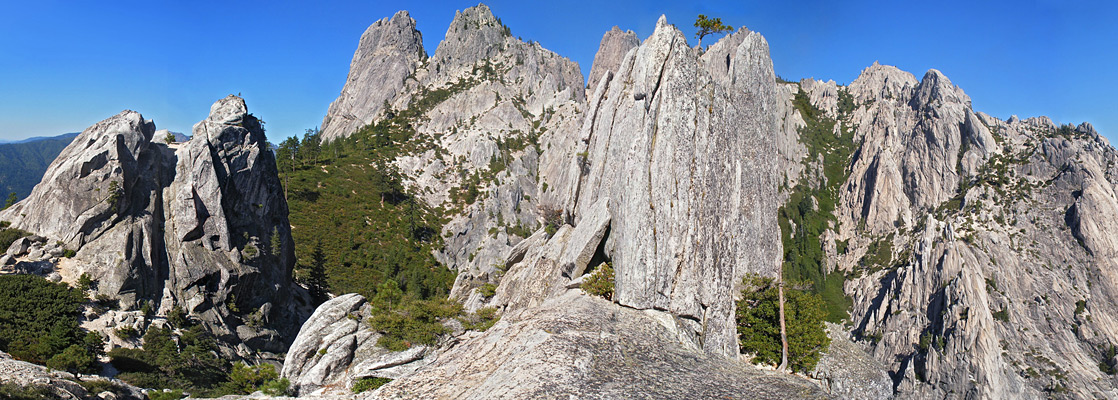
[777,62,1118,398]
[585,26,639,90]
[369,291,827,399]
[559,18,783,357]
[0,350,146,400]
[0,96,311,358]
[320,11,426,142]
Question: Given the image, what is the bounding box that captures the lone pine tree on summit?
[694,14,733,47]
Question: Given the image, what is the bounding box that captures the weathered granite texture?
[585,26,639,90]
[367,291,828,400]
[565,18,783,357]
[0,96,311,358]
[320,11,426,142]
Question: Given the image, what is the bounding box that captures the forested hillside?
[0,133,77,200]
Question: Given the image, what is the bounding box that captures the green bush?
[77,273,93,291]
[736,274,830,373]
[460,307,500,331]
[479,283,497,298]
[580,262,614,300]
[353,376,392,393]
[0,274,101,373]
[992,307,1009,322]
[109,325,231,396]
[224,362,289,395]
[62,249,77,258]
[79,379,130,399]
[1099,344,1116,375]
[0,382,54,400]
[0,227,30,253]
[242,243,259,260]
[367,280,462,351]
[147,389,186,400]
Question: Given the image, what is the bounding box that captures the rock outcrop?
[560,19,782,357]
[0,350,146,400]
[585,26,639,90]
[281,294,436,396]
[368,291,827,399]
[773,61,1118,398]
[320,11,426,142]
[0,96,311,358]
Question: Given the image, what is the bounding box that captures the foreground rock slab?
[367,291,828,400]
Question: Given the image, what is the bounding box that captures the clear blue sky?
[1,0,1114,143]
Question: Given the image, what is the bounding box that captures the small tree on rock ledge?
[694,14,733,48]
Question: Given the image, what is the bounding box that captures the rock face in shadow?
[0,95,311,357]
[320,11,426,142]
[562,18,782,357]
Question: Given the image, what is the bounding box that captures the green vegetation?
[79,379,132,399]
[0,275,102,374]
[0,132,77,200]
[0,382,55,400]
[0,225,30,253]
[460,307,500,331]
[992,307,1009,322]
[858,234,895,274]
[366,279,463,351]
[736,274,830,373]
[276,80,476,302]
[541,205,563,236]
[225,362,291,396]
[778,87,857,323]
[693,14,733,47]
[147,389,186,400]
[1100,344,1117,375]
[109,325,229,395]
[580,262,614,300]
[353,376,393,393]
[479,283,497,298]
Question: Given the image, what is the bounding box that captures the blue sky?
[0,0,1114,143]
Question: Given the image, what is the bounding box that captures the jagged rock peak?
[912,68,970,109]
[1,95,310,358]
[427,4,508,76]
[586,26,639,90]
[319,9,425,141]
[848,61,918,102]
[570,16,781,358]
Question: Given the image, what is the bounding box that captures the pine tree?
[3,192,16,210]
[694,14,733,48]
[306,240,330,300]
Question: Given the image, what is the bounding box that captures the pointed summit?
[320,10,426,141]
